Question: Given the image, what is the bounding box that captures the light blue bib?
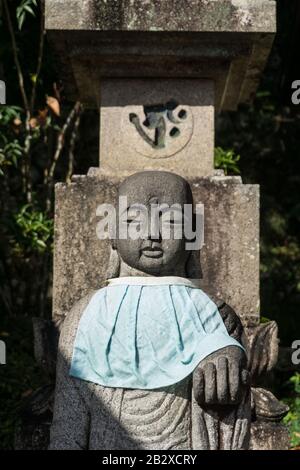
[70,277,244,389]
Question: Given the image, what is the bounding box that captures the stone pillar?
[41,0,289,451]
[99,79,214,177]
[45,0,277,326]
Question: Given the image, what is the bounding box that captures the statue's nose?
[147,214,161,241]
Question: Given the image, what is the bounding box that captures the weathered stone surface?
[250,421,290,450]
[50,290,194,449]
[27,0,283,452]
[245,322,279,385]
[53,175,116,323]
[50,286,250,450]
[45,0,276,33]
[53,173,259,323]
[192,176,260,321]
[0,79,5,105]
[100,79,214,177]
[251,388,289,423]
[45,1,276,110]
[32,318,59,378]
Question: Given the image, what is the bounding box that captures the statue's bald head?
[118,171,194,208]
[114,171,194,277]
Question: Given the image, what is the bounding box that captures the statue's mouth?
[141,247,163,258]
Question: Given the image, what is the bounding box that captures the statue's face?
[115,171,193,276]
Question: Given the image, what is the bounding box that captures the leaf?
[13,118,22,127]
[46,96,60,117]
[29,117,38,129]
[16,0,38,30]
[36,240,46,249]
[17,12,25,30]
[37,108,48,127]
[260,315,271,324]
[214,147,241,175]
[23,5,35,16]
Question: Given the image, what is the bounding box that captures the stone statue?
[49,170,251,450]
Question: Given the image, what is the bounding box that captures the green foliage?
[14,204,54,254]
[0,0,82,321]
[260,316,271,324]
[0,139,23,174]
[214,147,240,175]
[0,106,24,174]
[16,0,37,30]
[0,105,23,126]
[283,373,300,448]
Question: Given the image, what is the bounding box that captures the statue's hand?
[193,346,250,406]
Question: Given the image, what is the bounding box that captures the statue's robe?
[49,291,250,450]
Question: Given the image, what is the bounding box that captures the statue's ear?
[106,198,120,276]
[111,204,117,249]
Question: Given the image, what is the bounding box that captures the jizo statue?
[49,171,251,450]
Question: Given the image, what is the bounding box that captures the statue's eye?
[126,218,140,225]
[164,218,175,225]
[161,212,184,226]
